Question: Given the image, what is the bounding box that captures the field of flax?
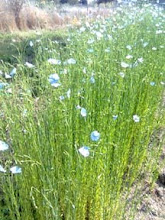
[0,4,165,220]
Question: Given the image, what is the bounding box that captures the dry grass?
[0,0,113,32]
[0,0,65,32]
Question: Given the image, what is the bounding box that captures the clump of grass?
[0,3,164,220]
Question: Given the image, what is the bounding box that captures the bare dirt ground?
[134,147,165,220]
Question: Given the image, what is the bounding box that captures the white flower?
[76,105,81,109]
[156,30,163,34]
[0,165,6,173]
[0,140,9,151]
[66,89,71,98]
[152,47,157,51]
[10,166,22,174]
[78,146,90,157]
[126,45,132,50]
[25,62,35,68]
[90,131,100,142]
[67,58,76,65]
[29,41,33,47]
[48,58,61,65]
[87,39,95,44]
[5,73,12,79]
[80,27,86,32]
[137,58,144,63]
[126,55,133,59]
[121,62,129,68]
[133,115,140,123]
[96,32,103,40]
[83,68,86,74]
[6,88,12,94]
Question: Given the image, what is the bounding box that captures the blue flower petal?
[0,140,9,151]
[90,131,100,142]
[10,166,22,174]
[81,108,87,117]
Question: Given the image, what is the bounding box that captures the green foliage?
[0,4,164,220]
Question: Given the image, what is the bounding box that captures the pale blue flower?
[22,109,28,117]
[59,95,65,100]
[81,108,87,117]
[66,89,71,98]
[90,76,95,84]
[90,131,100,142]
[0,165,6,173]
[87,39,95,44]
[133,115,140,123]
[76,105,81,109]
[0,140,9,151]
[113,115,118,120]
[60,69,67,74]
[0,82,8,90]
[10,166,22,174]
[9,68,16,77]
[67,58,76,65]
[121,62,129,68]
[143,42,148,47]
[48,73,61,88]
[82,78,86,83]
[118,72,125,78]
[105,48,110,53]
[78,146,90,157]
[87,49,94,53]
[80,27,86,33]
[48,58,61,65]
[150,82,155,86]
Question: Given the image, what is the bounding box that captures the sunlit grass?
[0,3,164,220]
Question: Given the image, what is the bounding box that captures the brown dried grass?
[0,0,64,32]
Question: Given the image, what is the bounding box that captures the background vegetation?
[0,1,164,220]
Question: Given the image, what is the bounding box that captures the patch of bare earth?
[134,147,165,220]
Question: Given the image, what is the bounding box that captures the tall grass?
[0,3,164,220]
